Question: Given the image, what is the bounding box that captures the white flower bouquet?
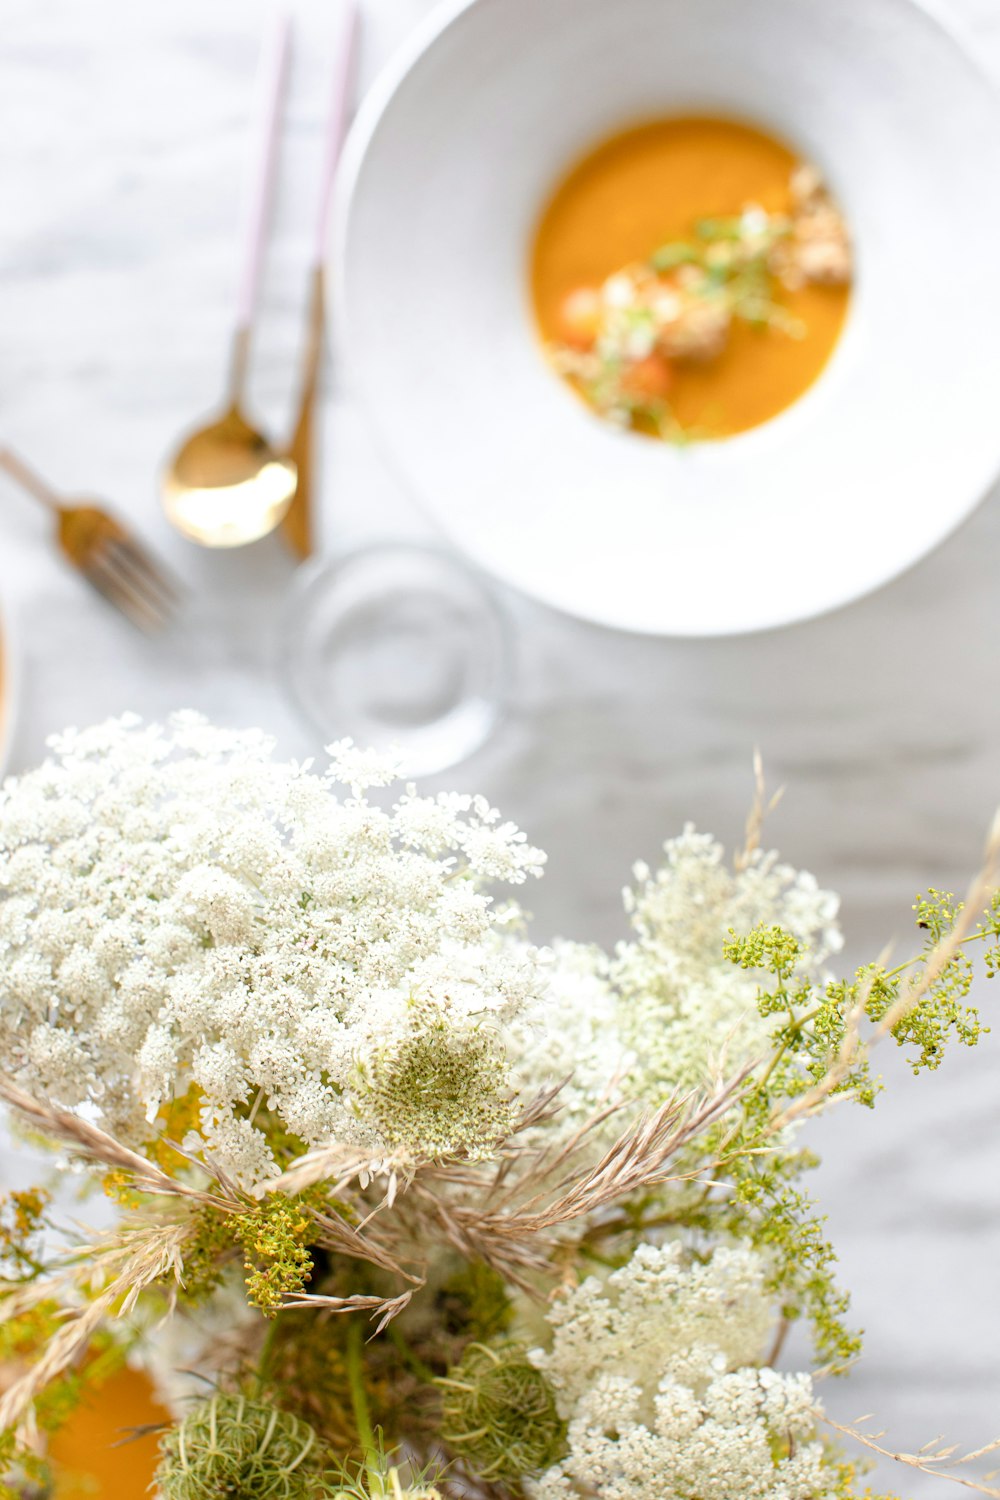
[0,715,995,1499]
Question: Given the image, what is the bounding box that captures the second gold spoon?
[281,0,360,560]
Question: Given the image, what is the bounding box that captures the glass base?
[279,543,512,778]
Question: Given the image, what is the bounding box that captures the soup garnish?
[532,119,852,442]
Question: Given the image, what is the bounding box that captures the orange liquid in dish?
[50,1367,169,1498]
[531,116,851,438]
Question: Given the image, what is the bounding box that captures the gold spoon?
[163,329,297,548]
[162,14,297,548]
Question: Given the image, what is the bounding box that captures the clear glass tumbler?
[278,542,512,778]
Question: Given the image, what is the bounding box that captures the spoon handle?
[233,11,292,352]
[313,0,361,266]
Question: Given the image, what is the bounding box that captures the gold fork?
[0,447,180,632]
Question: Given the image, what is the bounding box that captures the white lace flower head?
[527,1243,837,1500]
[0,715,546,1186]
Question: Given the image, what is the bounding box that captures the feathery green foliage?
[711,885,997,1371]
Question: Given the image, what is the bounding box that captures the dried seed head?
[438,1340,566,1483]
[155,1393,321,1499]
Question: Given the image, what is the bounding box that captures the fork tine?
[104,570,169,632]
[115,527,182,596]
[84,549,170,633]
[104,536,182,610]
[83,571,155,632]
[87,565,165,633]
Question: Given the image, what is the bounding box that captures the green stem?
[345,1318,378,1478]
[386,1322,437,1386]
[579,1245,621,1270]
[582,1207,689,1246]
[754,1003,827,1096]
[254,1317,281,1398]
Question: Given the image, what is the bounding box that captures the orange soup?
[531,117,851,440]
[50,1367,168,1498]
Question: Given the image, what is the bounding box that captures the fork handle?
[0,447,63,513]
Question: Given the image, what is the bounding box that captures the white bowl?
[338,0,1000,636]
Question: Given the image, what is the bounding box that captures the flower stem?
[387,1322,437,1386]
[345,1316,378,1477]
[254,1316,281,1397]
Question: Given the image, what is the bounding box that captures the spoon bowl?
[163,402,297,548]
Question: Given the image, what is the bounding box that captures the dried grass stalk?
[735,749,785,872]
[408,1075,747,1287]
[280,1287,418,1334]
[0,1076,232,1211]
[821,1413,1000,1498]
[0,1221,188,1439]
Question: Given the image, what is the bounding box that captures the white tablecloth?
[2,2,999,1491]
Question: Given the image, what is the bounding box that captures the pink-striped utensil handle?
[313,0,361,266]
[233,10,293,359]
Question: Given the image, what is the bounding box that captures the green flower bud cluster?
[362,1023,514,1161]
[156,1394,322,1500]
[437,1341,566,1483]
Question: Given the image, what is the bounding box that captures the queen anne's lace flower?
[0,715,545,1185]
[512,826,842,1128]
[615,826,842,1098]
[527,1243,839,1500]
[508,939,628,1132]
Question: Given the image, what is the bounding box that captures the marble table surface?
[2,1,999,1493]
